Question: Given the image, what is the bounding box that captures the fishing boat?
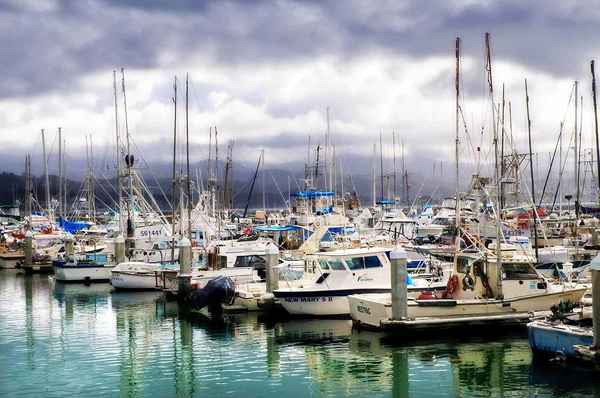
[348,249,587,329]
[192,237,280,288]
[273,246,448,317]
[111,261,179,290]
[53,253,114,282]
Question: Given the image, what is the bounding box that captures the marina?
[5,1,600,396]
[2,270,599,398]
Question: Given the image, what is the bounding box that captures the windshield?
[348,255,382,270]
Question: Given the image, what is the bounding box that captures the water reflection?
[0,270,599,397]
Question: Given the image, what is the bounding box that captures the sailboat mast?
[392,131,397,203]
[500,85,505,209]
[113,70,122,234]
[121,68,134,247]
[525,79,539,260]
[25,155,32,218]
[454,37,461,269]
[574,81,579,219]
[186,74,192,241]
[371,143,376,207]
[379,131,384,202]
[171,76,178,261]
[262,149,266,212]
[58,127,62,219]
[592,60,600,202]
[485,32,503,298]
[577,95,583,218]
[41,129,51,221]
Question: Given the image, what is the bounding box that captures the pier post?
[24,231,33,267]
[592,265,600,349]
[178,237,192,296]
[64,234,74,258]
[265,243,279,293]
[390,247,408,320]
[114,235,125,265]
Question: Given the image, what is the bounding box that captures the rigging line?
[271,175,288,207]
[539,125,563,207]
[551,122,578,210]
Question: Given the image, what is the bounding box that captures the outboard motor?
[185,276,235,314]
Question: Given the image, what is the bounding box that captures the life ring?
[445,275,459,298]
[462,274,475,291]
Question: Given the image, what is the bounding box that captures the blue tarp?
[293,191,335,198]
[58,217,91,234]
[253,225,304,232]
[376,199,396,205]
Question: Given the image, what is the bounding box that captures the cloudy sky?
[2,0,599,187]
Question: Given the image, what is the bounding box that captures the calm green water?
[1,270,598,398]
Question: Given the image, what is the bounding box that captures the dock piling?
[64,234,74,258]
[265,243,280,293]
[24,231,33,267]
[390,247,408,320]
[593,267,600,349]
[114,235,125,265]
[178,237,192,296]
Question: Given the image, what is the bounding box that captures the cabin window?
[319,260,330,270]
[234,255,266,269]
[502,263,538,280]
[364,256,382,268]
[348,258,365,270]
[327,259,346,271]
[348,255,383,270]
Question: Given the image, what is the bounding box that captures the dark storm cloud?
[3,0,599,99]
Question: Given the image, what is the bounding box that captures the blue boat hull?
[528,321,593,358]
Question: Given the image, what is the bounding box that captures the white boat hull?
[111,271,159,290]
[54,264,114,282]
[279,295,351,316]
[348,288,587,329]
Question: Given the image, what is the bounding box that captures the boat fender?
[462,274,475,291]
[445,275,459,298]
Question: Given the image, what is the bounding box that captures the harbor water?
[1,270,598,397]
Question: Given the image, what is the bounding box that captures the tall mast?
[62,139,67,215]
[371,143,376,207]
[215,126,219,212]
[401,140,406,204]
[379,131,384,202]
[185,74,192,241]
[576,94,583,218]
[41,129,51,221]
[392,131,397,203]
[325,107,330,191]
[171,76,178,261]
[525,79,539,260]
[113,70,122,233]
[454,37,461,270]
[25,155,32,219]
[574,81,579,218]
[262,149,266,212]
[121,68,134,247]
[592,60,600,203]
[58,127,62,219]
[500,85,505,209]
[485,32,503,298]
